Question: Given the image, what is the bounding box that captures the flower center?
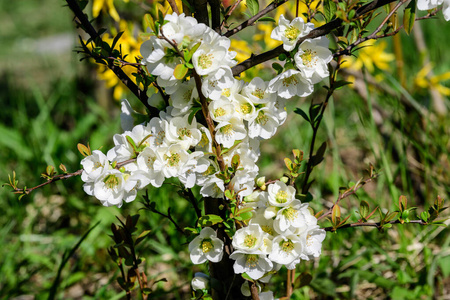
[282,75,299,87]
[282,207,299,221]
[201,239,213,253]
[198,53,214,69]
[261,225,274,235]
[240,103,253,115]
[177,127,192,138]
[214,107,226,118]
[104,174,119,189]
[301,49,317,68]
[306,234,313,247]
[285,26,300,41]
[222,88,231,97]
[220,124,233,135]
[165,152,181,167]
[251,88,265,99]
[275,190,288,203]
[93,161,103,170]
[245,254,259,267]
[280,239,295,252]
[244,234,257,248]
[256,110,269,125]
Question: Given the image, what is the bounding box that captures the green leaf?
[258,16,276,22]
[311,141,327,166]
[359,200,369,219]
[333,80,352,90]
[188,106,202,125]
[173,64,188,80]
[111,31,124,51]
[126,135,138,153]
[323,0,337,22]
[135,230,151,246]
[198,214,224,227]
[294,272,312,289]
[294,107,310,123]
[185,42,201,62]
[246,0,259,16]
[272,62,283,74]
[403,0,416,35]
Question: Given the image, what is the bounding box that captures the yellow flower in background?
[341,40,395,73]
[92,0,129,22]
[415,64,450,96]
[95,20,144,100]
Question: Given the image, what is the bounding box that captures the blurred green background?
[0,0,449,299]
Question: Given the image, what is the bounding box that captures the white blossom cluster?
[80,13,331,297]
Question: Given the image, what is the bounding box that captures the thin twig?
[230,0,401,76]
[65,0,159,117]
[12,159,136,195]
[167,0,180,14]
[220,0,243,32]
[224,0,289,37]
[323,219,428,231]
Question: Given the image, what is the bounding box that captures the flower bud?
[191,273,209,291]
[280,176,289,184]
[256,176,266,189]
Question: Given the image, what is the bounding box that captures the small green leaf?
[198,214,224,227]
[272,62,284,74]
[258,16,276,22]
[173,64,188,80]
[77,143,91,157]
[294,107,310,123]
[185,42,201,62]
[284,158,294,171]
[323,0,337,22]
[246,0,259,16]
[403,0,416,35]
[333,80,352,90]
[332,204,341,225]
[359,200,370,219]
[135,230,151,246]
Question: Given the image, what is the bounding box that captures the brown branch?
[167,0,180,14]
[224,0,288,37]
[193,0,209,25]
[208,0,222,32]
[231,0,400,76]
[318,175,377,221]
[12,159,137,195]
[220,0,243,32]
[323,219,428,231]
[333,5,441,57]
[250,281,260,300]
[65,0,159,118]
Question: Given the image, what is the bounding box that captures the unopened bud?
[191,272,209,291]
[280,176,289,184]
[256,176,266,189]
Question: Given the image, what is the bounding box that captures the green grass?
[1,0,449,299]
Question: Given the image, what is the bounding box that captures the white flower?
[266,181,296,207]
[242,77,276,104]
[267,69,313,99]
[154,144,190,178]
[120,99,135,131]
[193,43,229,75]
[170,79,198,115]
[188,227,224,264]
[232,224,265,252]
[209,97,236,122]
[93,169,136,207]
[300,226,326,260]
[129,147,165,188]
[165,114,202,150]
[191,273,209,291]
[294,37,333,84]
[215,117,247,148]
[201,67,235,100]
[199,174,225,198]
[269,234,303,266]
[81,150,111,183]
[230,251,273,280]
[273,200,306,233]
[140,36,182,81]
[179,152,209,188]
[271,15,314,52]
[247,106,281,139]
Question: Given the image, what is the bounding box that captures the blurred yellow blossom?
[95,20,144,100]
[92,0,129,22]
[341,40,395,73]
[415,63,450,96]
